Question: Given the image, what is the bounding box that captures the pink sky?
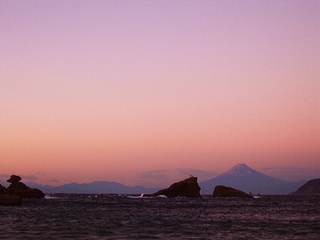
[1,0,319,187]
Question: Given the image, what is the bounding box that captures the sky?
[1,0,319,188]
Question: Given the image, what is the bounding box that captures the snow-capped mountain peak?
[199,163,305,195]
[221,163,256,176]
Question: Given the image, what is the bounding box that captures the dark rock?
[6,175,45,199]
[7,175,22,183]
[152,176,201,198]
[0,184,8,194]
[293,178,320,195]
[212,185,253,198]
[0,194,22,206]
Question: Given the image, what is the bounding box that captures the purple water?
[1,194,319,239]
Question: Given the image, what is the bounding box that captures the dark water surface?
[0,194,319,239]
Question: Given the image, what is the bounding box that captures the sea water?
[0,194,319,239]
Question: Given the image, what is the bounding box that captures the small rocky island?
[0,175,45,206]
[151,176,201,198]
[212,185,253,198]
[293,178,320,195]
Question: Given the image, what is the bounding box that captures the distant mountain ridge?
[8,163,307,195]
[199,164,306,195]
[25,181,160,194]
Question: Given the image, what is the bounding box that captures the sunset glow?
[1,0,319,187]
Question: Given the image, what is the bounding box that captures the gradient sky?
[1,0,319,187]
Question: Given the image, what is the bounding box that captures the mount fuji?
[199,163,305,195]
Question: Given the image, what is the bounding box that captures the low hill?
[292,178,320,195]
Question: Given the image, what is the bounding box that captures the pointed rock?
[152,176,201,198]
[7,175,45,199]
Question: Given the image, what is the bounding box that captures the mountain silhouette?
[25,181,160,194]
[293,178,320,195]
[199,163,305,195]
[14,163,306,195]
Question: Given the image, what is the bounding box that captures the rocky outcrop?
[0,195,22,206]
[212,185,253,198]
[293,178,320,195]
[0,182,23,206]
[0,184,8,194]
[152,176,201,198]
[6,175,45,199]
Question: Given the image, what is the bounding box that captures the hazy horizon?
[0,163,315,188]
[1,1,319,188]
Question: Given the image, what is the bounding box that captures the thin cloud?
[137,169,217,181]
[1,174,38,181]
[47,179,60,183]
[36,172,46,176]
[174,168,218,180]
[21,175,38,181]
[135,168,219,188]
[259,167,304,176]
[258,167,318,182]
[261,167,303,171]
[137,170,169,180]
[0,173,10,179]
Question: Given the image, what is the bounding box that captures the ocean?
[0,194,319,239]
